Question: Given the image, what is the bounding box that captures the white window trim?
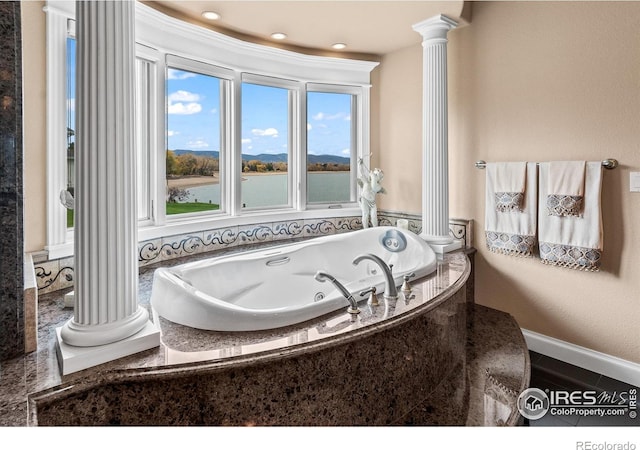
[240,73,300,212]
[164,54,234,221]
[305,83,370,208]
[44,3,73,258]
[44,0,378,259]
[136,44,162,227]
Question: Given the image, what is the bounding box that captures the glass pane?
[66,37,76,228]
[241,82,289,209]
[166,67,222,215]
[306,92,353,203]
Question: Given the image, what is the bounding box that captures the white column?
[413,15,461,254]
[56,0,159,375]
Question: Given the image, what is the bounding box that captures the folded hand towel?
[547,161,586,217]
[485,162,537,256]
[490,162,527,212]
[539,162,603,271]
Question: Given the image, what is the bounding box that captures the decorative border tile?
[32,214,474,293]
[272,220,304,241]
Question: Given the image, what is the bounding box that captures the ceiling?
[145,1,468,58]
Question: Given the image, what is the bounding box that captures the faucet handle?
[401,272,416,293]
[360,286,380,306]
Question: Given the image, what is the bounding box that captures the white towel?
[547,161,586,217]
[539,162,603,271]
[485,162,537,257]
[491,162,528,212]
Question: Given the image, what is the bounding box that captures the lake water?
[186,172,351,208]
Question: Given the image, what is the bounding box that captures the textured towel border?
[495,192,524,212]
[539,241,601,271]
[486,231,536,257]
[546,194,583,217]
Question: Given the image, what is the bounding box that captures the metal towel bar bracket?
[475,159,618,170]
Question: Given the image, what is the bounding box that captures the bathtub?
[150,226,438,331]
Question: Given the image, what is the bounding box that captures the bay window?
[45,1,377,258]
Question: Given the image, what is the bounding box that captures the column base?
[55,320,160,375]
[420,233,463,254]
[428,240,463,254]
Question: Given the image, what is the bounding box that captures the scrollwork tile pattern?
[32,214,473,294]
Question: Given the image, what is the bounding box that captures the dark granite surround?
[28,252,472,425]
[0,1,24,361]
[0,238,530,426]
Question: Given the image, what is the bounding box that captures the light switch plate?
[631,172,640,192]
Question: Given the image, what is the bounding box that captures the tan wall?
[22,1,47,253]
[374,44,423,214]
[379,1,640,363]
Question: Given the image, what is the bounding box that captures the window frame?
[305,83,365,208]
[239,73,301,213]
[164,55,234,222]
[44,0,378,258]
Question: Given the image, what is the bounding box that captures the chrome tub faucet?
[352,253,398,300]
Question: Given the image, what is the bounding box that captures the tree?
[176,153,198,175]
[166,150,177,176]
[167,186,189,203]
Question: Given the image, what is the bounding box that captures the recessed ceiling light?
[201,11,220,20]
[270,32,287,40]
[332,43,347,50]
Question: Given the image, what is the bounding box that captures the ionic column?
[412,15,461,254]
[57,0,159,374]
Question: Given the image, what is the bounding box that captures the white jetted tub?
[150,226,438,331]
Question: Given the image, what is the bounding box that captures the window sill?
[45,207,362,260]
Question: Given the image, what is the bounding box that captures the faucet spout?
[314,271,360,314]
[352,253,398,300]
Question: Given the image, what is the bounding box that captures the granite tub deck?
[0,246,529,426]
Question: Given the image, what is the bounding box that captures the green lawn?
[166,202,219,215]
[66,202,219,227]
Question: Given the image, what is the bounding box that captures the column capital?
[412,14,458,43]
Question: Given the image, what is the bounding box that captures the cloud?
[312,111,349,121]
[167,90,202,115]
[307,123,312,131]
[168,90,201,102]
[67,98,75,112]
[341,148,351,155]
[251,128,279,138]
[168,102,202,115]
[241,138,252,144]
[167,69,197,80]
[187,139,209,149]
[167,130,179,137]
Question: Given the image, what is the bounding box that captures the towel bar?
[475,159,618,170]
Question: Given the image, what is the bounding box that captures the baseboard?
[522,328,640,388]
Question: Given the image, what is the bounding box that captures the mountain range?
[172,149,350,165]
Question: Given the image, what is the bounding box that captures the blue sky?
[167,68,352,157]
[66,44,353,159]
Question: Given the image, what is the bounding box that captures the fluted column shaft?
[61,0,148,347]
[413,15,457,246]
